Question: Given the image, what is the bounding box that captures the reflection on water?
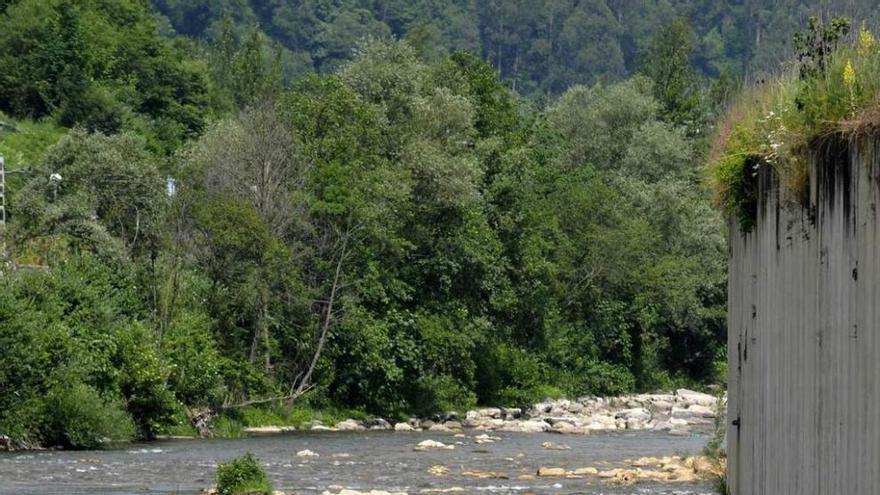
[0,430,716,495]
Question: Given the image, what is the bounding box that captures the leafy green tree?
[640,19,705,131]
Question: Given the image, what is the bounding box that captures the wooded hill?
[0,0,797,448]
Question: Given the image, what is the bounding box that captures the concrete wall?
[727,135,880,494]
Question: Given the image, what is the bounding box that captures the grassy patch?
[0,113,65,170]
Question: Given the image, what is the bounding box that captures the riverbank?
[206,389,722,439]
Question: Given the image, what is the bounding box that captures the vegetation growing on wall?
[708,18,880,229]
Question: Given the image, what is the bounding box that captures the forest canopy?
[0,0,778,448]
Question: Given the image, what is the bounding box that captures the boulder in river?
[541,441,570,450]
[414,439,454,451]
[675,389,718,408]
[363,418,392,430]
[296,449,319,457]
[473,433,500,444]
[394,422,414,432]
[336,419,366,431]
[536,467,567,477]
[242,426,296,434]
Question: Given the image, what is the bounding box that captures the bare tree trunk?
[294,233,348,397]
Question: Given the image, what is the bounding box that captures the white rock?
[394,422,414,432]
[615,407,651,422]
[675,389,718,408]
[415,440,455,451]
[242,426,295,434]
[474,433,501,443]
[297,449,319,457]
[541,441,571,450]
[671,405,715,419]
[336,419,365,431]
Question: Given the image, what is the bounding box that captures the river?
[0,430,717,495]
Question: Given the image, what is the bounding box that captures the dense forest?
[0,0,860,449]
[147,0,880,97]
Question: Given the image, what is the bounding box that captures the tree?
[640,19,704,131]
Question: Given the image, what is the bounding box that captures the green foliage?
[793,16,852,80]
[216,453,272,495]
[44,381,136,449]
[709,19,880,229]
[0,0,214,152]
[0,113,65,170]
[14,130,164,259]
[1,24,729,449]
[641,19,705,131]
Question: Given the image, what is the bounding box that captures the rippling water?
[0,430,716,495]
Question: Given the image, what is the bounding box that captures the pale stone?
[414,439,454,451]
[537,467,567,477]
[336,419,365,431]
[572,467,599,475]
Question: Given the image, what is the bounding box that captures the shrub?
[44,381,135,449]
[216,453,272,495]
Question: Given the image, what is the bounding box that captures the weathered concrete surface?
[728,136,880,495]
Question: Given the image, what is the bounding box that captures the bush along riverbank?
[187,389,723,439]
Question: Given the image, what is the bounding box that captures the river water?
[0,430,716,495]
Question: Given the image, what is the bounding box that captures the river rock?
[519,420,550,433]
[461,470,504,479]
[615,407,651,422]
[551,422,589,435]
[428,465,449,476]
[541,441,570,450]
[297,449,319,457]
[414,439,454,451]
[476,408,503,418]
[428,423,452,432]
[537,467,567,477]
[675,389,717,408]
[364,418,392,430]
[474,433,500,444]
[335,419,364,431]
[671,405,715,419]
[242,426,296,434]
[532,402,553,414]
[394,422,415,432]
[502,407,523,419]
[572,467,599,475]
[443,420,462,430]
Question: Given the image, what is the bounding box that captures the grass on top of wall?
[708,25,880,230]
